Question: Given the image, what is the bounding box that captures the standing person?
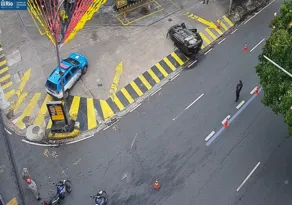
[25,178,42,201]
[235,80,243,102]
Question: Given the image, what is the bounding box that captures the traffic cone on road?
[243,43,248,53]
[254,86,259,94]
[223,118,229,128]
[153,179,160,190]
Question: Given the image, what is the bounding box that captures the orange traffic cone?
[217,24,221,29]
[223,118,229,128]
[254,86,259,94]
[243,43,248,53]
[153,179,160,190]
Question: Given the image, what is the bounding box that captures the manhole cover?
[32,126,40,134]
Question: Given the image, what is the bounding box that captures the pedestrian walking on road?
[25,177,42,201]
[202,0,209,4]
[22,168,30,181]
[235,80,243,102]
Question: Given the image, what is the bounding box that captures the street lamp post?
[263,55,292,78]
[229,0,233,15]
[53,0,70,126]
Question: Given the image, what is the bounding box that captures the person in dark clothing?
[235,80,243,102]
[202,0,209,4]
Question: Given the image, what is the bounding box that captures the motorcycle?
[0,194,5,205]
[49,180,72,205]
[90,191,108,205]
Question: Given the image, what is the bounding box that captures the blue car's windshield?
[63,58,79,66]
[46,80,57,91]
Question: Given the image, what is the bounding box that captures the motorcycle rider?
[95,191,107,205]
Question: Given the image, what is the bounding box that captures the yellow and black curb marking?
[66,49,188,132]
[98,49,188,121]
[184,14,234,49]
[0,43,15,101]
[11,49,188,133]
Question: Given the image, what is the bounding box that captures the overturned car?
[167,23,203,57]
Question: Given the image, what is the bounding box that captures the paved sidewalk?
[0,0,234,137]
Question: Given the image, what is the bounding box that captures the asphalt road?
[4,0,292,204]
[0,117,22,205]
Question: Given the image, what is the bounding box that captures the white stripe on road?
[250,38,265,52]
[231,29,238,34]
[236,100,245,109]
[170,73,180,81]
[236,162,261,192]
[4,128,12,135]
[204,49,213,55]
[185,93,204,110]
[65,134,94,145]
[244,0,275,24]
[131,133,138,149]
[151,87,161,96]
[188,60,197,68]
[218,38,226,44]
[103,120,119,131]
[173,93,204,121]
[130,103,141,113]
[205,131,215,141]
[22,134,95,146]
[22,139,60,147]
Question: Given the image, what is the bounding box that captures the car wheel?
[65,180,72,193]
[64,90,69,99]
[82,65,88,75]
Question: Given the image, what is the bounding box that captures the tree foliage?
[256,0,292,134]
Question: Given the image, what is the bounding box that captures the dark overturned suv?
[167,23,203,57]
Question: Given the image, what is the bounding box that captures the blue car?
[45,52,88,99]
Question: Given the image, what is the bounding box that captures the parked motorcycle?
[90,191,108,205]
[0,194,5,205]
[49,180,72,205]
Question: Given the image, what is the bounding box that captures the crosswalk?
[185,13,234,49]
[0,43,15,101]
[11,49,189,132]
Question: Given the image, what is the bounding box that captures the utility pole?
[53,0,70,126]
[229,0,233,15]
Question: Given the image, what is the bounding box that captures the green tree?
[256,0,292,134]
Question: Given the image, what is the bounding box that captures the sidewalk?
[0,0,234,138]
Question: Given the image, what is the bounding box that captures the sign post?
[46,101,70,132]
